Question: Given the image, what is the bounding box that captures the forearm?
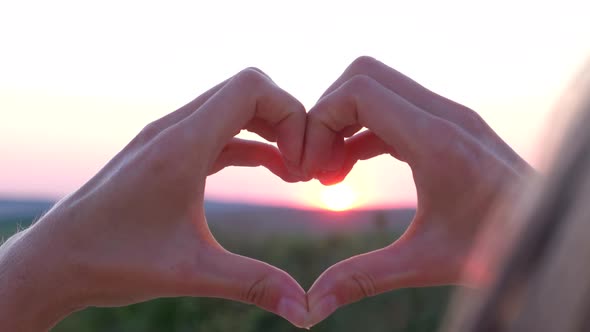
[0,211,85,331]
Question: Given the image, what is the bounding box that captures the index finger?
[302,75,457,177]
[181,68,307,169]
[318,57,528,169]
[318,56,477,133]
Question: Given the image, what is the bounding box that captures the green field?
[1,218,451,332]
[0,218,29,241]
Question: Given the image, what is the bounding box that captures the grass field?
[1,217,452,332]
[0,218,29,241]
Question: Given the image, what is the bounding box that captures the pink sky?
[1,1,588,210]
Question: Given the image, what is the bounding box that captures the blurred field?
[0,204,452,332]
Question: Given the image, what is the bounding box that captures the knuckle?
[143,141,175,175]
[307,104,324,120]
[324,264,378,303]
[240,270,294,309]
[427,119,463,156]
[460,108,487,134]
[141,136,196,187]
[348,55,379,75]
[133,122,162,146]
[349,271,378,299]
[292,99,306,115]
[234,67,268,88]
[307,103,336,131]
[428,119,485,171]
[243,66,263,74]
[343,74,375,95]
[242,66,266,76]
[310,75,374,129]
[241,274,274,307]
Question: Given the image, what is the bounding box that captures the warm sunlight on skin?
[320,183,358,212]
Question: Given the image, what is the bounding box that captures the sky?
[1,0,589,210]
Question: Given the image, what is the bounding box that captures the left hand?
[0,68,310,331]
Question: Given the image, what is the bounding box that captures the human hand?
[302,56,533,327]
[0,58,534,330]
[0,68,311,330]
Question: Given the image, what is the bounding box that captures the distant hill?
[205,201,415,236]
[0,198,55,221]
[0,199,415,236]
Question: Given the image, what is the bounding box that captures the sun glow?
[320,183,358,211]
[1,1,587,203]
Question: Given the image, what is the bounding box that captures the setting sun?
[320,183,358,211]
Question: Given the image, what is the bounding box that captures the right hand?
[302,56,533,327]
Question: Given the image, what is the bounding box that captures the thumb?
[194,245,308,327]
[305,231,462,327]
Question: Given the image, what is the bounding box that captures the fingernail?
[306,295,338,328]
[277,297,308,327]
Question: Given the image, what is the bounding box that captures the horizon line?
[0,194,416,212]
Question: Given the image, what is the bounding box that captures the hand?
[302,56,533,327]
[0,68,310,330]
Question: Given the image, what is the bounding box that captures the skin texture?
[0,68,310,330]
[0,57,532,330]
[302,56,532,327]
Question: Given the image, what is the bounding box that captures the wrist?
[0,205,87,331]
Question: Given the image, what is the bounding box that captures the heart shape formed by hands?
[43,57,531,330]
[201,57,531,328]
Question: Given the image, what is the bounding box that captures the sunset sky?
[1,0,589,210]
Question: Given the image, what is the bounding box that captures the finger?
[320,56,527,167]
[244,118,278,142]
[159,68,273,130]
[208,138,301,183]
[318,56,481,135]
[180,68,307,173]
[347,130,394,161]
[302,75,454,177]
[317,131,391,185]
[196,247,308,328]
[305,231,462,328]
[305,247,406,327]
[153,80,229,130]
[341,124,364,137]
[136,68,274,144]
